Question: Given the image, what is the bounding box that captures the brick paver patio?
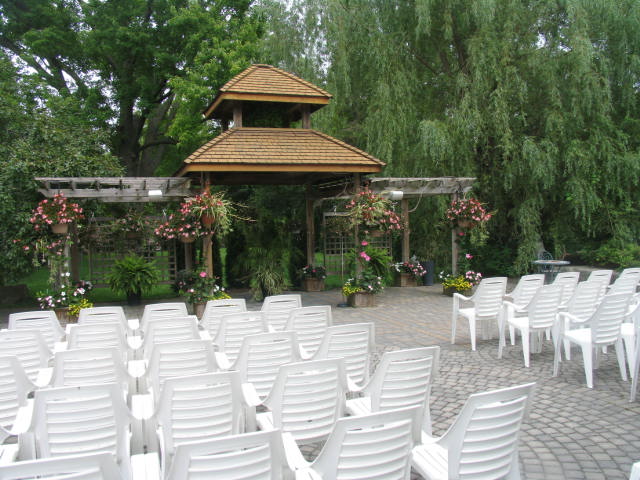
[3,284,638,479]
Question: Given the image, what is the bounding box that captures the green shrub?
[592,243,640,269]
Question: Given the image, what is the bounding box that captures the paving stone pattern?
[3,284,638,479]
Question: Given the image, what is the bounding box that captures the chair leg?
[451,310,458,345]
[522,328,530,368]
[564,338,572,361]
[623,334,635,379]
[615,339,628,382]
[581,345,594,388]
[469,316,477,351]
[509,325,515,346]
[553,333,563,377]
[498,319,506,359]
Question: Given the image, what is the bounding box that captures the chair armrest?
[128,318,140,332]
[346,375,364,394]
[131,393,154,421]
[558,311,585,326]
[11,399,34,436]
[131,452,160,480]
[35,367,53,388]
[282,432,309,471]
[453,292,472,302]
[298,344,312,361]
[241,383,262,408]
[214,352,231,371]
[53,341,67,353]
[198,330,212,341]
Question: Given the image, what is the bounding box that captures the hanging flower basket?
[445,197,492,230]
[30,193,84,233]
[180,235,196,244]
[201,214,214,228]
[457,219,474,230]
[51,223,69,235]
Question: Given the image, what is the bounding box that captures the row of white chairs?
[452,268,640,390]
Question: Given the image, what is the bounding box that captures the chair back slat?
[214,312,268,364]
[529,284,563,329]
[566,282,602,321]
[507,274,544,308]
[200,299,247,337]
[553,272,580,306]
[474,278,508,318]
[285,306,332,356]
[0,356,32,430]
[8,311,64,350]
[318,323,374,387]
[591,293,630,345]
[261,295,302,331]
[0,330,50,382]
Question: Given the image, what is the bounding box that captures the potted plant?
[37,278,93,324]
[301,265,327,291]
[175,270,230,318]
[30,193,84,235]
[393,261,427,287]
[345,188,403,233]
[445,197,492,230]
[439,270,482,296]
[186,191,234,234]
[154,213,203,243]
[342,270,384,307]
[107,255,159,305]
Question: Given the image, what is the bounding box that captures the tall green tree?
[1,0,263,176]
[263,0,640,272]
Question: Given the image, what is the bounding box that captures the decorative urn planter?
[51,223,69,235]
[303,277,325,292]
[54,307,77,325]
[193,302,206,319]
[395,273,417,287]
[347,292,376,307]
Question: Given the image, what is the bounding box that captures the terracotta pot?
[201,214,214,228]
[180,235,196,244]
[347,292,376,307]
[395,273,417,287]
[52,223,69,235]
[443,286,472,297]
[193,302,206,319]
[303,277,325,292]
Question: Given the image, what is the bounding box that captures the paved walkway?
[4,285,639,479]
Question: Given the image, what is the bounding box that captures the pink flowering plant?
[154,211,204,241]
[174,269,229,303]
[30,193,84,231]
[186,191,235,234]
[394,261,427,279]
[446,197,492,229]
[345,188,403,232]
[36,274,93,309]
[301,265,327,279]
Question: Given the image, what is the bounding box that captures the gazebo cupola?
[203,64,332,130]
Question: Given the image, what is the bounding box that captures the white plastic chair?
[587,269,613,285]
[630,461,640,480]
[153,371,257,477]
[0,356,35,439]
[257,358,348,445]
[290,406,421,480]
[261,294,302,331]
[67,322,135,361]
[553,293,631,388]
[140,316,201,359]
[310,323,374,388]
[49,347,134,395]
[140,302,189,332]
[552,271,580,307]
[227,331,302,399]
[499,284,563,367]
[30,383,137,479]
[0,452,122,480]
[411,382,536,480]
[557,281,603,360]
[505,274,545,307]
[212,311,269,365]
[346,346,440,436]
[8,311,64,351]
[165,430,294,480]
[621,301,640,381]
[78,306,138,334]
[607,272,640,296]
[0,330,51,383]
[200,298,247,338]
[283,306,332,357]
[451,277,507,351]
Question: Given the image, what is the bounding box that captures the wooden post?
[203,173,214,277]
[185,242,194,272]
[301,105,311,129]
[401,198,410,262]
[305,185,315,266]
[70,225,80,282]
[353,173,362,275]
[233,105,242,128]
[451,192,459,275]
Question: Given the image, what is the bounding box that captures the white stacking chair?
[165,430,294,480]
[504,274,545,308]
[256,359,349,445]
[143,339,222,403]
[153,371,258,477]
[621,301,640,381]
[140,316,202,359]
[630,317,640,402]
[140,302,189,332]
[8,311,64,351]
[554,293,631,388]
[587,269,613,284]
[29,383,144,479]
[0,452,122,480]
[261,294,302,331]
[78,306,138,334]
[411,382,536,480]
[290,406,421,480]
[452,277,507,351]
[631,461,640,480]
[311,323,374,388]
[346,346,440,436]
[558,281,603,360]
[212,311,269,366]
[499,284,563,367]
[67,322,136,361]
[226,331,302,400]
[0,330,51,383]
[0,355,35,461]
[49,347,135,396]
[607,271,640,296]
[283,306,332,357]
[200,298,247,338]
[552,271,580,307]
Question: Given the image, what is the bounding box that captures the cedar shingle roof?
[204,65,332,119]
[175,128,384,178]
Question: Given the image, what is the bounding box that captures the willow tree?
[263,0,640,272]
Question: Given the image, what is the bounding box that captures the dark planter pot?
[126,291,142,306]
[421,261,435,286]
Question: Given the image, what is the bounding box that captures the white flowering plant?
[37,274,93,309]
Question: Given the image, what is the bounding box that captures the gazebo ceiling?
[204,64,332,121]
[174,127,385,186]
